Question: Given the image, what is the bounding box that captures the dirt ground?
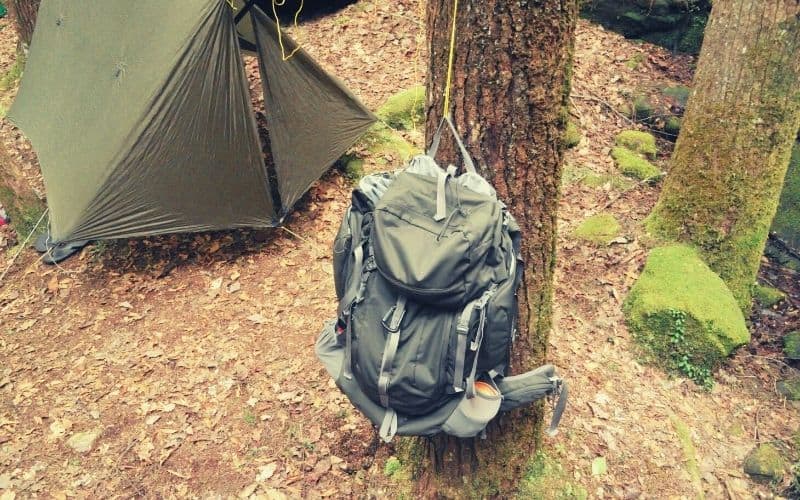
[1,1,799,498]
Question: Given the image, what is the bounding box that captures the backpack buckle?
[381,303,406,333]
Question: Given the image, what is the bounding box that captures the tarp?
[251,6,376,213]
[8,0,375,243]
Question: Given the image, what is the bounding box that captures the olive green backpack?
[317,117,566,441]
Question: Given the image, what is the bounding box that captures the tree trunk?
[8,0,40,48]
[402,1,578,497]
[646,0,800,309]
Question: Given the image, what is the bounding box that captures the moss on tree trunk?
[399,0,578,497]
[646,0,800,310]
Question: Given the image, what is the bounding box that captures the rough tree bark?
[646,0,800,309]
[7,0,40,48]
[402,1,578,497]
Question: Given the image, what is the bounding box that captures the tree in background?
[404,0,578,496]
[7,0,40,48]
[647,0,800,309]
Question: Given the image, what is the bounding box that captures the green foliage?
[667,310,713,388]
[384,456,402,477]
[376,86,425,131]
[242,409,257,426]
[564,121,581,148]
[563,165,636,191]
[611,146,661,181]
[517,451,588,500]
[615,130,657,157]
[573,213,622,244]
[623,245,750,379]
[752,284,786,308]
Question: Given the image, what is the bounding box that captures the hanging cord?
[0,208,49,286]
[442,0,459,116]
[272,0,304,61]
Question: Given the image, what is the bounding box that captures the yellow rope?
[442,0,459,116]
[272,0,304,61]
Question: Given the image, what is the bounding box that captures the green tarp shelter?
[8,0,376,243]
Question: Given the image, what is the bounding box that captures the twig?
[571,93,635,125]
[0,208,49,286]
[280,226,309,243]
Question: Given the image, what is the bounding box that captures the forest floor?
[1,1,800,498]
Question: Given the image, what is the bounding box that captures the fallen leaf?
[256,462,278,482]
[247,313,267,325]
[592,456,607,476]
[66,429,101,453]
[136,439,155,461]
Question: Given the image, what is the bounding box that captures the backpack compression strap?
[377,295,408,408]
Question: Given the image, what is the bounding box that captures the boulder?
[573,213,622,244]
[623,245,750,377]
[743,443,786,481]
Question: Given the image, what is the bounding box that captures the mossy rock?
[615,130,657,157]
[623,245,750,377]
[564,121,581,148]
[753,284,786,308]
[632,95,654,121]
[344,157,364,180]
[360,124,420,162]
[611,146,661,181]
[664,116,681,137]
[573,213,622,244]
[777,378,800,401]
[784,331,800,360]
[661,85,691,108]
[376,86,425,131]
[743,443,786,481]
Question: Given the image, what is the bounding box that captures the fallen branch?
[571,93,635,125]
[768,232,800,262]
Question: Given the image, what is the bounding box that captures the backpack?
[316,117,567,442]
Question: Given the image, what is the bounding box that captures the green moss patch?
[623,245,750,383]
[615,130,657,157]
[611,146,661,181]
[784,331,800,360]
[573,213,622,244]
[517,451,588,500]
[753,284,786,308]
[664,116,681,137]
[376,86,425,131]
[359,124,420,163]
[562,166,634,191]
[564,121,581,148]
[743,443,786,481]
[670,415,703,497]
